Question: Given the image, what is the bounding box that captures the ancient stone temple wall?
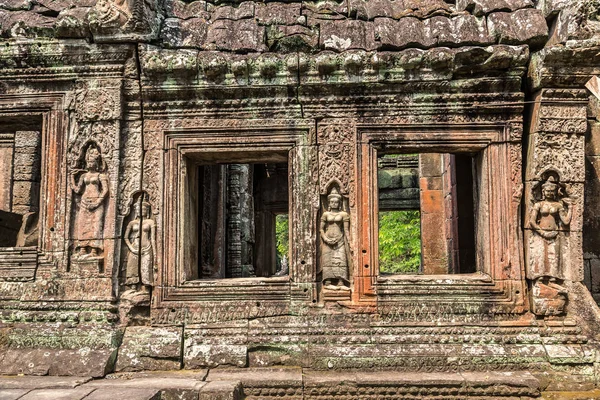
[0,0,599,395]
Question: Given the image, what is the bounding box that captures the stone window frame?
[0,94,67,277]
[355,123,526,313]
[156,124,316,310]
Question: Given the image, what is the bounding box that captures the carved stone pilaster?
[525,89,588,316]
[66,79,123,287]
[317,122,356,301]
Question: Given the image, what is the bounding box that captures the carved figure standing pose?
[124,200,156,290]
[320,186,351,291]
[70,142,109,259]
[528,175,572,283]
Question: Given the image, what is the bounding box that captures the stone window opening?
[0,117,43,282]
[185,158,290,280]
[355,123,521,306]
[158,126,310,310]
[0,126,42,248]
[376,152,477,276]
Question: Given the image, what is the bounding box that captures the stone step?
[207,367,541,399]
[302,370,541,399]
[0,370,545,399]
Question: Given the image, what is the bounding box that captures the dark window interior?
[192,162,289,279]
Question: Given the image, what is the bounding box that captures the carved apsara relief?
[527,171,572,316]
[69,141,109,261]
[320,184,351,291]
[123,196,156,289]
[317,122,356,296]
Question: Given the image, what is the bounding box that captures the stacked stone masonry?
[0,0,599,397]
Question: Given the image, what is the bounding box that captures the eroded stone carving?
[88,0,158,38]
[320,184,351,291]
[70,141,109,261]
[124,196,156,291]
[528,172,572,316]
[91,0,131,32]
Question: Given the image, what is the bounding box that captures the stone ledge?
[0,369,563,399]
[202,368,540,399]
[139,45,529,86]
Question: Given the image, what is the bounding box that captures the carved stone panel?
[527,132,585,183]
[67,120,121,280]
[317,122,356,203]
[74,81,122,122]
[88,0,160,41]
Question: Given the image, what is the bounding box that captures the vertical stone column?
[525,89,588,316]
[289,133,319,306]
[584,92,600,302]
[0,133,14,211]
[226,164,255,278]
[419,153,458,274]
[442,154,460,274]
[11,131,41,215]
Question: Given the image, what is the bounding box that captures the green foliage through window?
[379,210,421,274]
[275,214,289,269]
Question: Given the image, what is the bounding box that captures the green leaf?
[378,210,421,274]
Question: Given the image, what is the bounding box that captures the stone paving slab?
[84,371,210,400]
[19,388,95,400]
[0,389,30,400]
[85,388,161,400]
[0,377,92,389]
